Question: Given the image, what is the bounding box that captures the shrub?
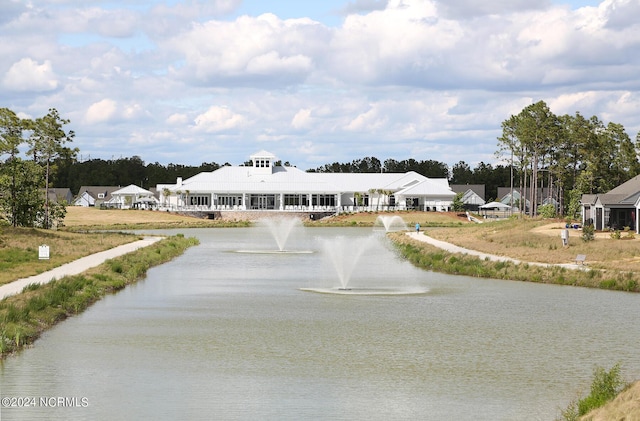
[558,363,627,421]
[577,363,626,416]
[581,224,595,242]
[538,203,556,218]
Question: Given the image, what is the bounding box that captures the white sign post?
[39,244,50,260]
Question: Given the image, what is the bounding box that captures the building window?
[217,195,242,207]
[312,194,336,207]
[284,194,308,206]
[189,195,210,206]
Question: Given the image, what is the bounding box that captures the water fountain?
[373,215,408,232]
[235,217,313,254]
[301,234,429,295]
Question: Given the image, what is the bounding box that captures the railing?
[156,204,414,213]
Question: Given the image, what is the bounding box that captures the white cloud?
[193,106,245,133]
[2,58,58,92]
[167,113,189,125]
[163,13,327,85]
[85,99,118,124]
[345,104,388,131]
[291,108,312,129]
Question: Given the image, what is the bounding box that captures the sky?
[1,0,639,171]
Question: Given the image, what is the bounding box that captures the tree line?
[3,101,639,227]
[497,100,640,217]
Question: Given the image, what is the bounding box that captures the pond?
[1,226,639,420]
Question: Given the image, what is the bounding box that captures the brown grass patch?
[427,218,640,271]
[63,206,216,228]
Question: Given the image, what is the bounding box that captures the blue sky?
[1,0,639,171]
[233,0,603,26]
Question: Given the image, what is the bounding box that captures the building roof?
[581,194,597,205]
[171,166,454,197]
[458,188,485,205]
[607,174,640,196]
[75,186,121,200]
[172,166,341,194]
[112,184,154,196]
[250,150,277,160]
[450,184,485,199]
[395,178,455,197]
[45,188,73,203]
[580,175,640,208]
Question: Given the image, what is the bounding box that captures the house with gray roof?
[581,174,640,231]
[450,184,485,211]
[158,150,455,214]
[73,186,121,207]
[45,188,73,204]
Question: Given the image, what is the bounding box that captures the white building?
[106,184,159,210]
[158,150,455,213]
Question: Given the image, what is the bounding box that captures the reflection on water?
[1,227,640,421]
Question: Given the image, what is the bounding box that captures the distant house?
[73,186,121,207]
[450,185,485,211]
[581,174,640,232]
[496,187,556,212]
[105,184,158,210]
[44,188,73,204]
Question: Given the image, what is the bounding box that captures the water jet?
[303,234,430,295]
[373,215,408,232]
[235,217,313,254]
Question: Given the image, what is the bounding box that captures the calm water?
[1,227,639,420]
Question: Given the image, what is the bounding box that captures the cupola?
[249,150,277,175]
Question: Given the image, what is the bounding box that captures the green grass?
[0,248,37,270]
